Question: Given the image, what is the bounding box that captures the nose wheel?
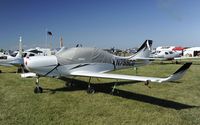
[34,77,43,93]
[87,84,95,94]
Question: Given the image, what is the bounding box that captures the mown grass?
[0,61,200,125]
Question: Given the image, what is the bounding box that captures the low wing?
[174,56,200,60]
[148,56,200,61]
[70,63,192,83]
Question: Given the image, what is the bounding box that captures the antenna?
[19,36,23,58]
[60,36,64,48]
[45,28,48,48]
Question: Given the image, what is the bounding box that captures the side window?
[165,52,169,55]
[29,54,35,57]
[0,56,7,59]
[11,53,17,57]
[23,53,27,57]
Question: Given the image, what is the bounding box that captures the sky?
[1,0,200,50]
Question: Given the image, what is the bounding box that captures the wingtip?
[173,62,192,74]
[146,39,153,45]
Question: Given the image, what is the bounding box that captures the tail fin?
[161,62,192,82]
[130,40,153,59]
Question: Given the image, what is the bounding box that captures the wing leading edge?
[70,63,192,83]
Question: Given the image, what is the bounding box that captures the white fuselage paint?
[151,50,180,60]
[0,55,23,66]
[24,41,152,78]
[24,55,150,78]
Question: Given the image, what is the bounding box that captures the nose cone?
[24,56,58,76]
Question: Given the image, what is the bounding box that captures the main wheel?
[65,82,75,88]
[34,87,43,93]
[17,68,23,73]
[87,87,95,94]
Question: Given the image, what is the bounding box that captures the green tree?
[0,48,4,52]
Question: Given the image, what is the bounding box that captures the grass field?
[0,61,200,125]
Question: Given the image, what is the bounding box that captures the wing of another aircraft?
[148,56,200,61]
[174,56,200,60]
[70,63,192,83]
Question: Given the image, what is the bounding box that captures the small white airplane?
[0,53,23,67]
[21,40,192,94]
[150,50,200,63]
[0,37,23,68]
[0,36,53,72]
[150,50,181,60]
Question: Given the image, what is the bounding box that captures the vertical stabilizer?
[129,40,153,60]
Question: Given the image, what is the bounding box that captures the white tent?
[183,47,200,57]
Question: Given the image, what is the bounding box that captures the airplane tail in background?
[129,40,153,60]
[113,40,153,67]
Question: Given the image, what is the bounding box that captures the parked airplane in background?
[150,50,199,63]
[0,37,23,68]
[150,50,181,60]
[23,47,53,57]
[21,40,192,94]
[0,53,23,67]
[0,36,59,72]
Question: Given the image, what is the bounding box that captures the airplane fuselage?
[0,55,23,66]
[24,47,150,77]
[152,50,180,60]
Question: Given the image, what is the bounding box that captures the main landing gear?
[87,77,95,94]
[65,81,74,88]
[87,83,95,94]
[110,82,118,95]
[34,77,43,93]
[86,78,119,94]
[64,78,78,89]
[145,80,151,88]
